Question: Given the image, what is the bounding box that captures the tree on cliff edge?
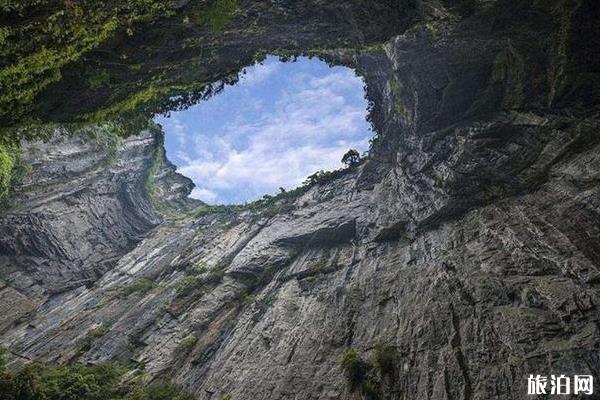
[342,149,361,167]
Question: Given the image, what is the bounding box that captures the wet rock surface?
[1,1,600,399]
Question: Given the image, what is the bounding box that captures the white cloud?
[163,59,371,204]
[190,187,218,203]
[240,62,281,86]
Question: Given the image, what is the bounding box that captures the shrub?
[206,269,225,284]
[0,363,123,400]
[125,384,194,400]
[189,0,238,31]
[373,341,396,378]
[0,361,193,400]
[122,278,158,296]
[341,149,361,167]
[177,276,203,296]
[340,349,371,392]
[180,334,198,351]
[0,145,16,202]
[38,364,123,400]
[190,263,208,275]
[80,123,124,162]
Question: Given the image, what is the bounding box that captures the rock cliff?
[1,0,599,399]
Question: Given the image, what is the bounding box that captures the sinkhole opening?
[154,56,373,205]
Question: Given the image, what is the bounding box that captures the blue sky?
[154,56,372,205]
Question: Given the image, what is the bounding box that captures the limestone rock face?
[1,1,599,399]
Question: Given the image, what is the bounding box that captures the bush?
[80,123,124,162]
[125,384,194,400]
[373,341,396,378]
[177,276,204,297]
[0,361,194,400]
[189,0,238,31]
[0,145,16,202]
[340,349,371,392]
[180,335,198,351]
[0,363,122,400]
[122,279,158,296]
[341,149,361,167]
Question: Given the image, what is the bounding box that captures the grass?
[121,278,158,296]
[179,334,198,351]
[176,268,225,297]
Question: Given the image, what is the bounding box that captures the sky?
[154,56,372,205]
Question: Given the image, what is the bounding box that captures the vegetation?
[0,0,173,126]
[340,349,372,393]
[121,278,158,296]
[0,145,16,202]
[373,342,396,379]
[80,122,125,162]
[0,347,194,400]
[0,143,32,209]
[187,0,238,31]
[191,148,367,220]
[0,354,194,400]
[0,0,239,139]
[340,343,399,399]
[126,384,195,400]
[177,268,225,297]
[341,149,361,167]
[179,334,198,351]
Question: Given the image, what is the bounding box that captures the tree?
[341,149,361,167]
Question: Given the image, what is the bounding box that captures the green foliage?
[80,122,124,162]
[340,349,372,392]
[0,363,123,400]
[0,361,193,400]
[177,268,225,297]
[433,175,447,189]
[86,70,111,90]
[125,384,195,400]
[0,145,16,202]
[179,334,198,351]
[190,263,208,275]
[0,0,176,126]
[303,169,347,186]
[340,345,399,399]
[221,395,232,400]
[122,278,158,296]
[177,276,205,296]
[0,143,31,210]
[190,152,365,221]
[341,149,361,167]
[373,342,396,378]
[188,0,238,31]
